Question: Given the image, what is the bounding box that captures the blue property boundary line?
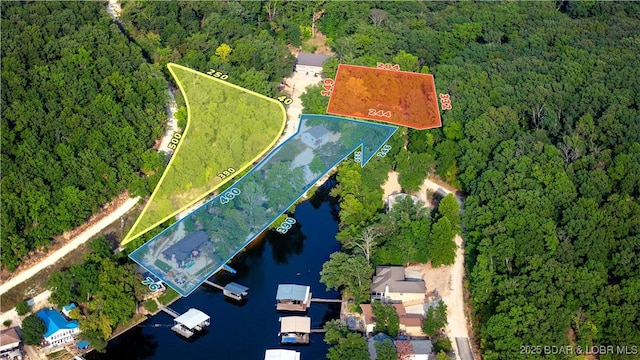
[130,114,397,296]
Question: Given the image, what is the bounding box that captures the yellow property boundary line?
[123,63,286,245]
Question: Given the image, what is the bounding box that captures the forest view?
[1,1,639,358]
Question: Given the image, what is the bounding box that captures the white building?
[295,53,329,76]
[264,349,301,360]
[36,308,80,347]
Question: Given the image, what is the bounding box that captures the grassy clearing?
[158,287,180,306]
[143,299,158,313]
[125,64,285,244]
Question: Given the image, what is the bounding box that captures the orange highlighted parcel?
[326,64,442,130]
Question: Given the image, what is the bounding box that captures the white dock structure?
[265,349,301,360]
[170,308,210,338]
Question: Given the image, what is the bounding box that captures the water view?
[88,184,341,360]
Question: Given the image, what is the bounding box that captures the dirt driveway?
[382,170,470,359]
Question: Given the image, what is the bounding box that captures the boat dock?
[163,308,210,338]
[279,316,311,344]
[203,280,250,301]
[276,284,311,311]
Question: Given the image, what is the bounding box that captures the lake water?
[88,183,341,360]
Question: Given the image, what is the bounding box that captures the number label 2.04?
[220,188,241,204]
[276,217,297,234]
[167,132,182,150]
[377,63,400,71]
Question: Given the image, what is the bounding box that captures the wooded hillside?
[309,2,639,358]
[1,2,167,271]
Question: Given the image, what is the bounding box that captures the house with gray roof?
[371,266,426,304]
[162,230,210,268]
[295,52,329,75]
[301,125,330,149]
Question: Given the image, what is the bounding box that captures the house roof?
[371,266,425,294]
[224,282,249,295]
[296,52,329,67]
[276,284,310,301]
[36,309,79,338]
[360,304,375,324]
[0,327,21,348]
[62,303,77,313]
[410,340,433,355]
[174,308,210,330]
[162,230,209,263]
[367,333,395,360]
[280,316,311,333]
[264,349,301,360]
[304,125,329,140]
[400,314,424,327]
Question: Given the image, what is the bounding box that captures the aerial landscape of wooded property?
[1,1,639,360]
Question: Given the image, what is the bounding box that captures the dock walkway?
[203,280,224,291]
[160,307,180,318]
[310,298,341,303]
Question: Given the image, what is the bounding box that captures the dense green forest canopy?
[2,1,639,358]
[305,1,640,358]
[1,1,167,271]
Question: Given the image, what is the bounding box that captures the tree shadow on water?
[267,225,306,264]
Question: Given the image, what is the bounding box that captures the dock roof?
[224,282,249,295]
[280,316,311,334]
[264,349,301,360]
[276,284,310,301]
[174,308,210,330]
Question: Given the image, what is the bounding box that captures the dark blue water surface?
[88,187,340,360]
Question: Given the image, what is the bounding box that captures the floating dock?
[168,308,210,338]
[264,349,301,360]
[203,280,249,301]
[279,316,311,344]
[276,284,311,312]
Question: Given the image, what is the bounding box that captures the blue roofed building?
[275,284,311,311]
[36,308,80,348]
[61,303,77,318]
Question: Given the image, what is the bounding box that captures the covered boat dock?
[279,316,311,344]
[171,308,210,338]
[276,284,311,311]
